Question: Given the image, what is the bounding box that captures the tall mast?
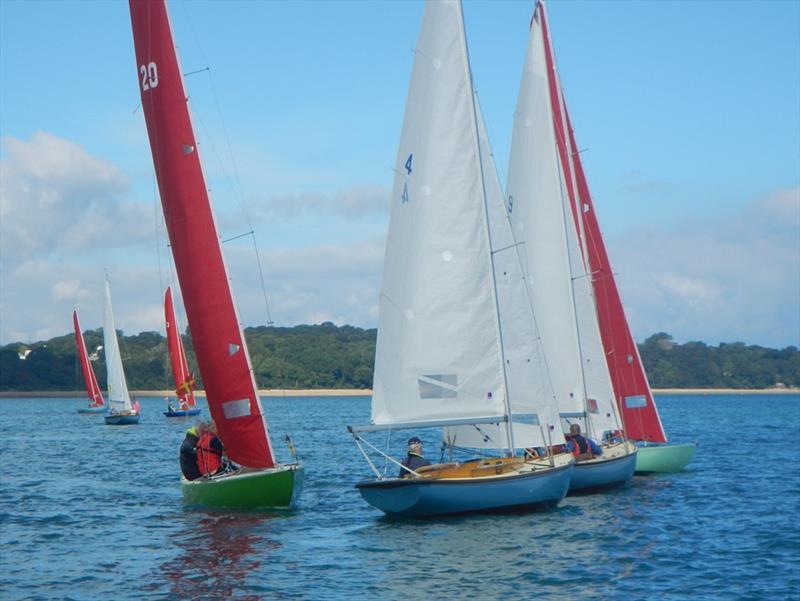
[457,1,516,454]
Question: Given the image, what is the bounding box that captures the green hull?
[635,443,697,473]
[182,464,304,509]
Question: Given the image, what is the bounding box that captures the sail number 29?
[140,62,159,92]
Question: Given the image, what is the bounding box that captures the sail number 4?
[140,62,159,91]
[401,153,413,204]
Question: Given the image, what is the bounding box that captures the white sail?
[445,97,565,450]
[507,6,622,441]
[103,280,132,413]
[562,175,621,438]
[506,13,584,417]
[371,0,508,427]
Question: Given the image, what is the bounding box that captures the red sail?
[535,1,667,442]
[565,108,667,442]
[73,310,104,407]
[130,0,274,467]
[165,287,196,409]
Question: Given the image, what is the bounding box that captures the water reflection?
[162,513,280,600]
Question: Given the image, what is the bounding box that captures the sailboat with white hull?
[74,310,106,414]
[505,0,636,493]
[130,0,303,508]
[348,0,574,518]
[103,280,140,426]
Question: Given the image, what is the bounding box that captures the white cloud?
[0,132,152,262]
[609,187,800,347]
[222,237,385,328]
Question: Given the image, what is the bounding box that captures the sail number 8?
[140,62,159,91]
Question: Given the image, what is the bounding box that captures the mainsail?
[73,310,104,408]
[371,0,509,430]
[445,97,564,450]
[130,0,274,467]
[536,0,666,442]
[165,286,196,409]
[506,0,622,441]
[103,281,132,414]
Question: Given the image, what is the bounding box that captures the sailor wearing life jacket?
[567,424,603,461]
[197,423,226,477]
[179,424,202,481]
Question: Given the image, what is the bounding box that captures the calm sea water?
[1,393,798,600]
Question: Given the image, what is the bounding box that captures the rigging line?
[177,1,274,328]
[221,230,254,244]
[201,68,274,327]
[187,96,275,326]
[153,176,165,297]
[183,67,210,77]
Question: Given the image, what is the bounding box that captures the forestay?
[103,281,132,414]
[371,0,508,427]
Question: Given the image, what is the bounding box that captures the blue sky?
[1,0,798,349]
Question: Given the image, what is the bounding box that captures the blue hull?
[163,409,202,417]
[77,406,106,414]
[356,462,573,518]
[568,451,637,494]
[104,414,140,425]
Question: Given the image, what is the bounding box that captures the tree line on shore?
[0,324,797,392]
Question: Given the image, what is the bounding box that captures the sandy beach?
[1,388,797,398]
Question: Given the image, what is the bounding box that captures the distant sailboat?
[103,280,140,426]
[163,287,201,418]
[130,0,303,508]
[74,309,106,414]
[505,0,636,493]
[348,0,574,518]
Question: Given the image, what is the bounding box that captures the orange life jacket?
[570,435,591,457]
[197,432,223,476]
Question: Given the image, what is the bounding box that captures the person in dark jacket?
[399,436,432,478]
[566,424,603,461]
[179,423,203,481]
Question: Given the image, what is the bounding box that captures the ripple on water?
[1,394,799,600]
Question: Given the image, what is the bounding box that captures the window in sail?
[418,374,457,399]
[625,395,647,409]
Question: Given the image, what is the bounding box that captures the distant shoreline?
[0,388,796,398]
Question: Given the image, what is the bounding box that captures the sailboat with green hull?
[130,0,303,508]
[529,0,696,474]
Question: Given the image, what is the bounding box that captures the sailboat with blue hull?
[505,0,636,494]
[349,0,574,518]
[163,287,201,418]
[102,280,140,426]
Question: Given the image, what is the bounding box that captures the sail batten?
[130,0,274,467]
